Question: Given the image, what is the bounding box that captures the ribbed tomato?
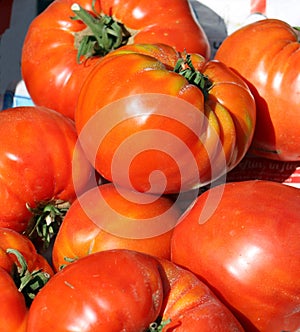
[158,258,245,331]
[0,106,92,238]
[21,0,210,119]
[27,249,164,331]
[75,43,256,194]
[215,19,300,161]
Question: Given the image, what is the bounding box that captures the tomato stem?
[7,248,50,307]
[71,2,131,63]
[174,54,212,100]
[147,318,171,331]
[24,200,70,251]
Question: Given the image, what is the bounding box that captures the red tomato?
[157,258,245,331]
[171,180,300,331]
[52,182,181,271]
[0,268,27,332]
[0,227,53,277]
[27,249,164,331]
[0,228,55,331]
[0,106,92,234]
[215,19,300,161]
[21,0,210,119]
[75,43,256,194]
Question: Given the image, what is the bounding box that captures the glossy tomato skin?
[158,258,244,332]
[75,44,256,194]
[215,19,300,161]
[171,180,300,331]
[0,228,54,332]
[21,0,210,119]
[0,106,92,233]
[52,182,181,271]
[27,249,164,332]
[0,268,27,332]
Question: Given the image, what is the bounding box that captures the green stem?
[25,200,70,251]
[7,248,51,307]
[147,318,171,332]
[71,2,131,62]
[174,54,212,100]
[294,26,300,42]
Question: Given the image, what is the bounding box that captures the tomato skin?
[27,249,164,332]
[0,106,92,233]
[0,227,54,276]
[21,0,210,119]
[171,180,300,331]
[215,19,300,161]
[0,268,28,332]
[75,44,256,194]
[0,228,55,332]
[158,258,244,332]
[52,182,181,271]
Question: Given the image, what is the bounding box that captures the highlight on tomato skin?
[26,249,165,332]
[0,227,55,332]
[0,106,92,242]
[171,180,300,332]
[74,43,256,195]
[25,248,245,332]
[51,182,182,271]
[21,0,210,120]
[215,18,300,162]
[157,258,245,332]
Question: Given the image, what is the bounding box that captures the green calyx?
[7,248,51,307]
[147,318,171,331]
[71,1,131,63]
[25,200,70,251]
[174,54,212,100]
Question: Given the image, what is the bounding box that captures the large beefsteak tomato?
[52,182,181,271]
[28,249,245,331]
[27,249,164,331]
[171,180,300,331]
[75,43,256,194]
[21,0,210,119]
[215,19,300,161]
[0,106,92,237]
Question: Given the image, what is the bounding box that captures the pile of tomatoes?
[1,0,299,331]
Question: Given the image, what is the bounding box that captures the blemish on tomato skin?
[64,280,75,289]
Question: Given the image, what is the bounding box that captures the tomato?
[21,0,210,120]
[215,19,300,161]
[157,258,245,331]
[75,43,256,194]
[52,182,181,271]
[171,180,300,331]
[0,227,53,277]
[0,268,28,332]
[27,249,164,331]
[0,106,92,236]
[0,228,55,331]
